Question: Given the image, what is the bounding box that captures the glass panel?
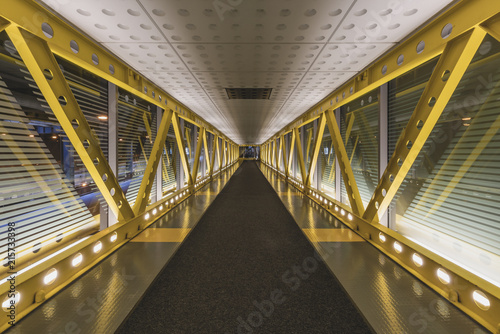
[340,90,379,207]
[162,123,177,196]
[389,35,500,286]
[0,33,104,268]
[319,124,336,199]
[182,120,196,171]
[293,130,301,181]
[117,88,157,206]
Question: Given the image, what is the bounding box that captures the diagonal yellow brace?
[172,114,193,186]
[305,113,326,187]
[219,139,225,169]
[288,130,296,175]
[6,26,134,221]
[191,127,205,181]
[305,127,313,164]
[293,128,307,183]
[363,28,486,223]
[203,130,211,174]
[280,135,287,175]
[133,109,173,214]
[211,135,218,173]
[278,139,283,170]
[325,109,365,217]
[274,139,279,168]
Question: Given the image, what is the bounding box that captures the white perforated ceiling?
[39,0,454,144]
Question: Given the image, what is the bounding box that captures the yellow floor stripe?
[302,228,365,243]
[131,228,191,243]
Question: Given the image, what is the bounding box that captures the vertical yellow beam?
[191,127,205,182]
[288,131,296,175]
[325,109,365,217]
[211,135,219,174]
[172,114,193,186]
[363,28,485,223]
[306,114,326,187]
[6,26,134,221]
[305,127,313,164]
[203,130,211,174]
[274,139,280,169]
[293,128,307,183]
[133,109,173,214]
[219,139,225,169]
[281,135,288,176]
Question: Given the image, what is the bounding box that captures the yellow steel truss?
[5,25,134,221]
[324,109,365,217]
[363,28,486,223]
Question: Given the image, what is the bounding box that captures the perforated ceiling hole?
[379,8,392,16]
[76,8,91,16]
[95,24,107,30]
[127,9,141,16]
[42,23,54,39]
[102,9,115,16]
[280,9,291,17]
[441,23,453,39]
[152,8,165,16]
[304,9,317,17]
[404,9,418,16]
[329,9,342,16]
[92,53,99,65]
[178,9,190,16]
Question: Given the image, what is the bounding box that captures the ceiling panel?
[38,0,455,144]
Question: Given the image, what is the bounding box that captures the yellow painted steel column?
[211,135,219,174]
[363,28,486,223]
[191,127,205,182]
[281,134,288,177]
[288,130,296,176]
[203,130,211,174]
[6,25,134,221]
[293,128,307,183]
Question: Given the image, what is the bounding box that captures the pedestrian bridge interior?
[0,0,499,333]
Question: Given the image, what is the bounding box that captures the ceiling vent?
[226,88,272,100]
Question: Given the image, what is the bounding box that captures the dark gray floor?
[260,164,489,334]
[117,161,373,334]
[5,165,239,334]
